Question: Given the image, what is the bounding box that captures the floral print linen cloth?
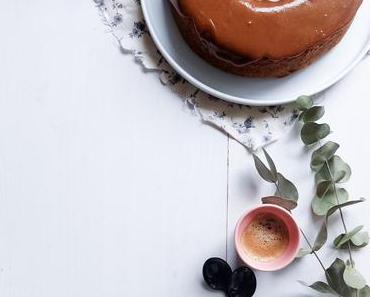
[95,0,299,150]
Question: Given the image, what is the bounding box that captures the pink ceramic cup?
[234,204,300,272]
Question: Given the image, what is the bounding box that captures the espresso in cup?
[241,213,289,263]
[235,204,300,271]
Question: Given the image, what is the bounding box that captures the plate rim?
[142,1,370,106]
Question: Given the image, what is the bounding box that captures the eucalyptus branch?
[324,158,355,268]
[251,97,369,297]
[323,156,357,297]
[295,95,369,296]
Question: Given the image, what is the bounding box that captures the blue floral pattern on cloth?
[95,0,300,150]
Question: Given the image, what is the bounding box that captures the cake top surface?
[175,0,363,59]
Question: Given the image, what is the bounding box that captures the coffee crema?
[241,214,289,263]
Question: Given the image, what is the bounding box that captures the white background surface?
[0,1,369,297]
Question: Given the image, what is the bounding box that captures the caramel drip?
[174,0,363,60]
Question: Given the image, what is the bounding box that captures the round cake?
[170,0,363,77]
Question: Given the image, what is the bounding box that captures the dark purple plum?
[227,266,257,297]
[202,258,232,291]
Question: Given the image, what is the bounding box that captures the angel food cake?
[170,0,363,77]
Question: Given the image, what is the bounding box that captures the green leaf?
[326,258,357,297]
[296,248,312,258]
[312,199,365,251]
[311,141,340,172]
[334,232,369,249]
[275,173,299,201]
[334,234,346,248]
[316,156,351,184]
[316,181,333,198]
[343,264,367,290]
[296,95,314,111]
[298,111,306,121]
[252,153,277,183]
[351,231,369,248]
[262,148,278,181]
[359,286,370,297]
[334,226,364,248]
[261,196,297,211]
[299,281,337,295]
[301,122,330,145]
[313,221,329,252]
[334,171,347,183]
[302,106,325,123]
[312,188,349,216]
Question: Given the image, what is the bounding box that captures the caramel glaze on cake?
[170,0,363,77]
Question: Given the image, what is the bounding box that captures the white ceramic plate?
[142,0,370,106]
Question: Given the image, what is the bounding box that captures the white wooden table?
[0,1,369,296]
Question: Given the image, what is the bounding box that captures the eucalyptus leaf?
[301,122,331,145]
[316,181,333,198]
[326,258,357,297]
[261,196,297,211]
[326,197,364,217]
[351,231,369,248]
[263,148,278,181]
[334,226,364,248]
[311,141,340,172]
[333,233,369,249]
[296,248,312,258]
[302,106,325,123]
[312,188,349,216]
[252,154,276,183]
[315,156,351,184]
[299,281,337,295]
[275,173,299,201]
[313,223,328,252]
[333,234,346,249]
[343,264,367,290]
[296,95,314,111]
[359,286,370,297]
[312,199,365,251]
[298,111,306,122]
[334,171,347,183]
